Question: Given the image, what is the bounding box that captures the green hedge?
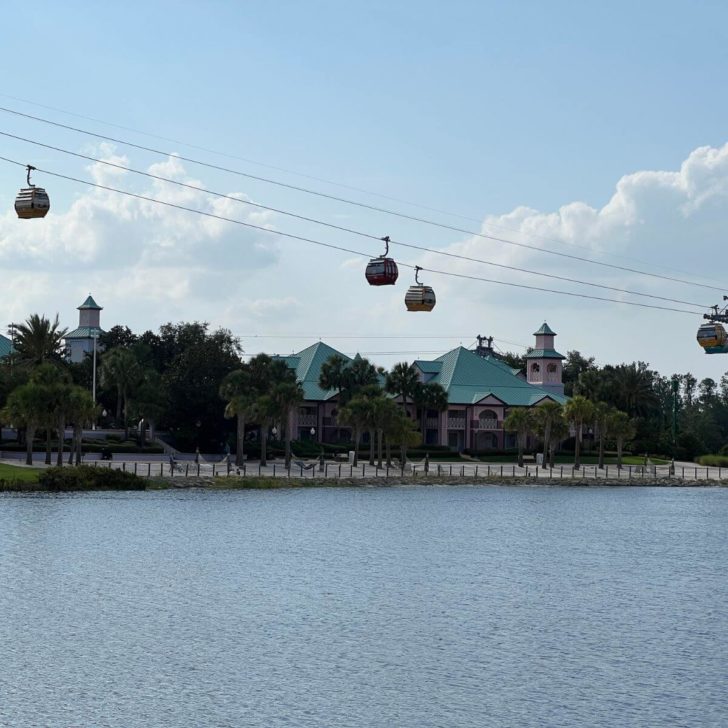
[696,455,728,467]
[38,466,146,491]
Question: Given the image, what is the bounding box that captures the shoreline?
[2,474,727,492]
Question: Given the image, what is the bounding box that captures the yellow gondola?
[15,165,50,219]
[405,266,436,312]
[697,322,727,349]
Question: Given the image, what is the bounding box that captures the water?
[0,485,726,728]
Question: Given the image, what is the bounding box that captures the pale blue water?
[0,486,726,728]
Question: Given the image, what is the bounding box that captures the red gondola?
[365,235,399,286]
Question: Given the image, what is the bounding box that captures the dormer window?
[531,363,540,373]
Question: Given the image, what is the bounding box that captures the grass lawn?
[0,463,42,483]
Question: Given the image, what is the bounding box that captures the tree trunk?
[598,432,605,469]
[385,438,392,467]
[574,423,582,469]
[123,391,129,440]
[368,429,375,466]
[517,435,524,468]
[377,430,383,468]
[75,425,83,465]
[45,429,51,465]
[260,426,268,467]
[236,413,245,466]
[26,424,36,466]
[284,419,292,470]
[549,439,556,469]
[400,443,407,467]
[617,438,623,469]
[57,416,65,467]
[543,422,551,468]
[116,386,122,420]
[352,427,360,467]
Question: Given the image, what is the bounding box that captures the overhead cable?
[0,155,703,317]
[0,104,723,294]
[0,130,709,310]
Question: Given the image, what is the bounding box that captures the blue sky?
[1,1,727,379]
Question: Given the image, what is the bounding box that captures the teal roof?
[414,360,443,374]
[483,355,521,376]
[524,348,565,360]
[65,326,105,339]
[534,322,556,336]
[274,341,352,401]
[78,295,102,310]
[418,346,567,406]
[0,334,13,358]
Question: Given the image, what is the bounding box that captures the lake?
[1,485,726,727]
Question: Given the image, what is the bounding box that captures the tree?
[564,395,595,469]
[271,380,304,468]
[593,402,614,469]
[608,410,636,469]
[562,350,597,396]
[10,313,68,366]
[337,395,372,467]
[533,401,563,468]
[548,412,569,468]
[28,363,73,466]
[504,408,533,467]
[319,355,350,401]
[101,348,143,436]
[2,382,46,464]
[67,388,98,465]
[386,362,419,415]
[386,409,421,467]
[414,382,448,440]
[220,367,255,466]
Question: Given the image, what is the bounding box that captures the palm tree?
[319,355,350,401]
[386,362,419,418]
[337,395,371,467]
[387,409,420,467]
[271,380,304,468]
[414,382,448,441]
[548,412,569,468]
[220,367,255,466]
[2,382,46,464]
[369,396,399,468]
[503,408,533,467]
[29,363,73,466]
[101,348,143,436]
[67,387,98,465]
[564,395,595,469]
[533,401,563,468]
[607,410,636,469]
[346,356,379,401]
[10,313,68,366]
[593,402,614,469]
[608,362,659,417]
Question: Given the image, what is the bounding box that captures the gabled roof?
[534,322,556,336]
[275,341,351,401]
[414,360,443,374]
[0,334,13,358]
[65,326,105,339]
[78,294,102,310]
[421,346,568,406]
[483,355,521,376]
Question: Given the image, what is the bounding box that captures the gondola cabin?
[697,323,727,350]
[405,285,436,311]
[15,186,50,219]
[365,257,399,286]
[15,165,50,220]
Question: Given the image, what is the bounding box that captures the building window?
[531,363,540,373]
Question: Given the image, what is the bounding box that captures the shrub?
[696,455,728,467]
[39,466,146,491]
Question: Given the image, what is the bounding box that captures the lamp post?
[91,334,98,430]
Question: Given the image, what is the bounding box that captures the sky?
[0,0,727,380]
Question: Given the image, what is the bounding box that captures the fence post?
[273,464,276,477]
[122,462,126,472]
[147,463,151,476]
[197,463,200,477]
[449,465,452,476]
[134,462,137,475]
[159,462,162,476]
[300,465,304,477]
[512,465,515,477]
[185,464,189,477]
[213,464,216,477]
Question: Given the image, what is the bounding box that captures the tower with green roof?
[524,322,565,395]
[64,294,106,363]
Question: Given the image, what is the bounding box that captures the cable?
[0,130,710,310]
[0,155,703,316]
[1,104,723,294]
[3,93,722,286]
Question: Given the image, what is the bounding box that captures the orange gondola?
[15,165,50,219]
[697,322,727,349]
[405,266,436,312]
[365,235,399,286]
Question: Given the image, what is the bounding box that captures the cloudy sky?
[1,1,727,380]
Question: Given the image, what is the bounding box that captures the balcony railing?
[447,417,466,430]
[425,418,439,429]
[471,418,500,431]
[323,417,338,427]
[298,414,317,427]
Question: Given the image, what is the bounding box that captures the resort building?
[277,322,568,451]
[64,294,105,363]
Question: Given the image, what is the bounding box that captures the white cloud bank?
[0,142,726,378]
